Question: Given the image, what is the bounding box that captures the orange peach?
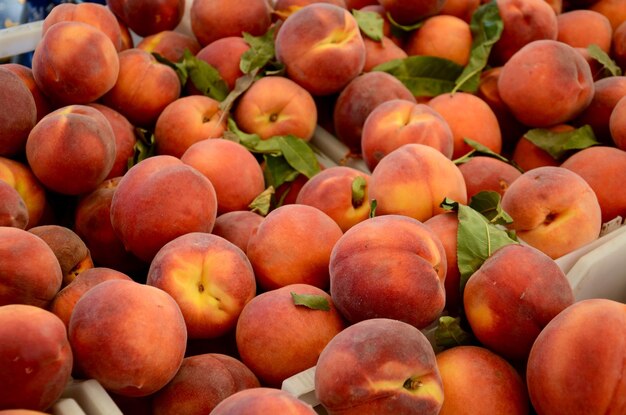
[501,166,602,259]
[439,0,481,23]
[574,75,626,142]
[211,211,264,254]
[0,157,47,229]
[315,317,444,415]
[32,21,119,106]
[613,21,626,71]
[0,304,72,412]
[368,143,467,221]
[527,299,626,415]
[194,36,250,91]
[464,243,575,361]
[361,99,454,170]
[154,95,226,158]
[110,155,218,262]
[210,388,317,414]
[69,279,187,397]
[0,67,37,157]
[610,95,626,150]
[233,76,318,141]
[378,0,446,25]
[246,204,343,290]
[137,30,201,62]
[181,138,265,215]
[428,92,502,159]
[457,156,522,200]
[436,345,529,415]
[329,214,447,328]
[498,39,595,128]
[107,0,185,37]
[404,15,473,66]
[362,35,408,72]
[273,0,347,20]
[0,227,62,308]
[0,182,28,229]
[590,0,626,31]
[3,63,52,122]
[511,124,574,171]
[275,3,366,96]
[235,283,346,387]
[557,9,613,53]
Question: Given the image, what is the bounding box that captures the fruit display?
[0,0,626,414]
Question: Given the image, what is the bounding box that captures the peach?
[49,267,132,329]
[362,35,408,72]
[610,95,626,150]
[235,283,346,387]
[101,48,181,128]
[557,10,613,53]
[273,170,310,205]
[274,0,347,20]
[590,0,626,31]
[511,125,570,172]
[561,146,626,223]
[210,388,317,414]
[361,99,454,170]
[0,157,47,229]
[137,30,201,63]
[28,225,93,287]
[333,71,416,153]
[69,279,187,397]
[0,304,72,412]
[194,36,250,91]
[457,156,522,200]
[346,0,378,9]
[295,166,372,231]
[501,166,602,259]
[378,0,446,25]
[110,155,218,262]
[0,411,51,415]
[404,15,473,66]
[439,0,481,23]
[491,0,558,65]
[181,138,265,215]
[464,243,575,361]
[107,0,185,37]
[544,0,562,14]
[0,181,29,229]
[246,204,343,290]
[190,0,272,47]
[275,3,366,96]
[0,67,37,157]
[116,15,134,50]
[428,92,502,159]
[25,105,117,195]
[233,76,318,141]
[527,299,626,415]
[32,21,119,106]
[315,318,444,415]
[42,2,123,51]
[613,21,626,72]
[146,232,257,339]
[211,211,264,255]
[3,63,52,122]
[154,95,226,158]
[0,227,62,308]
[436,345,529,415]
[498,40,595,128]
[329,214,447,328]
[151,353,260,415]
[87,103,137,180]
[368,144,467,221]
[574,76,626,142]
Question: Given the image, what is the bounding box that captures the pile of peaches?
[1,0,626,414]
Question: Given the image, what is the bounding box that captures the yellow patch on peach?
[466,302,495,330]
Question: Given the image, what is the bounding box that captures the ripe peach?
[210,388,317,414]
[3,63,52,122]
[0,182,29,229]
[330,215,447,328]
[436,345,529,415]
[574,76,626,142]
[69,279,187,397]
[211,211,264,255]
[404,15,473,66]
[561,146,626,223]
[151,353,260,415]
[274,0,347,20]
[378,0,446,25]
[315,318,444,415]
[246,204,343,290]
[457,156,522,200]
[362,35,408,72]
[498,40,595,128]
[107,0,185,37]
[233,76,318,141]
[368,144,467,221]
[110,155,218,262]
[101,48,181,128]
[527,299,626,415]
[0,157,47,229]
[275,3,366,96]
[25,105,117,195]
[136,30,201,62]
[361,99,454,170]
[613,21,626,71]
[236,283,346,387]
[154,95,226,158]
[511,124,573,171]
[0,67,37,157]
[32,21,119,106]
[0,304,72,412]
[610,95,626,150]
[333,71,416,153]
[181,138,265,215]
[427,92,502,159]
[590,0,626,31]
[557,10,613,53]
[501,166,602,259]
[464,243,575,361]
[194,36,250,91]
[439,0,480,23]
[190,0,272,47]
[0,227,62,308]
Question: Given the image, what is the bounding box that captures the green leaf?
[523,125,600,160]
[152,52,189,86]
[353,9,384,42]
[453,1,503,93]
[219,71,258,115]
[434,316,474,351]
[372,56,471,97]
[385,11,425,32]
[291,292,330,311]
[454,138,524,173]
[468,191,514,227]
[369,199,378,218]
[275,136,321,179]
[225,118,282,155]
[587,44,622,77]
[263,154,300,189]
[240,27,277,74]
[248,187,274,216]
[128,128,156,169]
